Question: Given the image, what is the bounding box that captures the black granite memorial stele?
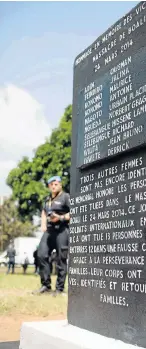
[68,2,146,348]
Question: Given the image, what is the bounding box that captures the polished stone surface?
[69,1,146,347]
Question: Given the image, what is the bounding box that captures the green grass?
[0,267,67,318]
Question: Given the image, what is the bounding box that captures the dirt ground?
[0,314,65,342]
[0,268,67,342]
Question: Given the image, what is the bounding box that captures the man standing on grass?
[33,176,70,296]
[6,242,16,274]
[33,246,39,275]
[21,252,29,274]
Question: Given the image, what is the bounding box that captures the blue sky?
[0,1,137,195]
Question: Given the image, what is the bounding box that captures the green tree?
[41,104,72,191]
[0,199,35,251]
[6,105,72,221]
[7,157,48,221]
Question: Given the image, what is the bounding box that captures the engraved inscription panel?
[73,2,146,168]
[68,149,146,347]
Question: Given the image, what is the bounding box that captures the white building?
[0,195,8,206]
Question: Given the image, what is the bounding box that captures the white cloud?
[0,84,50,195]
[0,32,97,196]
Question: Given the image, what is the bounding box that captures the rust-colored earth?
[0,314,65,342]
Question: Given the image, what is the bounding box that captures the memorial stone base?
[19,320,144,349]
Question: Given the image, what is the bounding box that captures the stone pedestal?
[19,320,144,349]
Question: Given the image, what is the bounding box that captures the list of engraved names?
[83,55,145,166]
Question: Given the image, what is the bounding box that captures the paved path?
[0,342,19,349]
